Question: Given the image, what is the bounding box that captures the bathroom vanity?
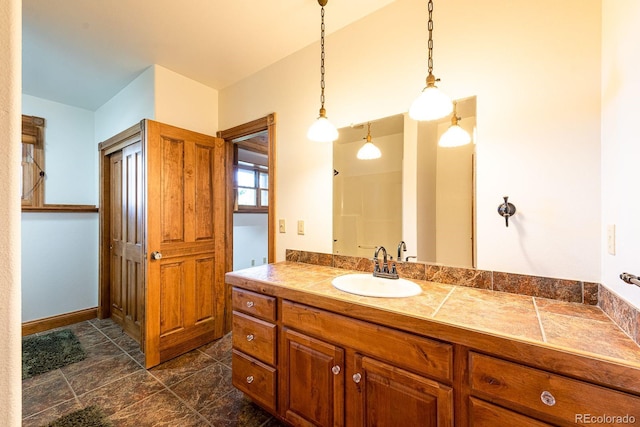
[226,262,640,427]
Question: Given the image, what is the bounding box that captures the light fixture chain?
[427,0,434,75]
[320,6,326,108]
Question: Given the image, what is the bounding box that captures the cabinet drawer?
[232,350,276,411]
[469,352,640,424]
[469,397,551,427]
[232,311,276,365]
[232,287,276,321]
[282,300,452,382]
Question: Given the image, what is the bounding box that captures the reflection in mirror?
[332,96,476,267]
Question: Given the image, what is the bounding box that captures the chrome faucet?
[373,246,399,279]
[397,241,407,261]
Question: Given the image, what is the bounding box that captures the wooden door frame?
[217,113,277,265]
[97,122,144,321]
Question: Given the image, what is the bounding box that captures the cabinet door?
[351,355,453,427]
[282,328,345,427]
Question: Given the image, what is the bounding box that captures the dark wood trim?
[22,307,97,336]
[218,116,271,140]
[22,204,98,213]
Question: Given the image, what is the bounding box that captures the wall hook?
[497,196,516,227]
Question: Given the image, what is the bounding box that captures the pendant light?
[357,122,381,160]
[439,101,471,147]
[409,0,453,121]
[307,0,339,142]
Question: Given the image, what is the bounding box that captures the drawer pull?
[246,375,254,384]
[332,365,341,375]
[540,391,556,406]
[352,373,362,383]
[246,334,254,342]
[246,301,255,308]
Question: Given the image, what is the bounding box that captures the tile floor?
[22,318,286,426]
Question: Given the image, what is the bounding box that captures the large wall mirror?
[333,96,476,267]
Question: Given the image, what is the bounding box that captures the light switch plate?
[279,219,286,233]
[297,220,305,235]
[607,224,616,255]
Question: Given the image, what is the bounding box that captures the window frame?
[235,161,269,213]
[21,115,45,208]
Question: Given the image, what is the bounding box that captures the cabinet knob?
[246,301,255,308]
[246,375,254,384]
[331,365,341,375]
[352,373,362,383]
[540,390,556,406]
[246,334,254,342]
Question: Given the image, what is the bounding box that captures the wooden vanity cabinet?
[279,300,453,427]
[281,328,345,426]
[231,288,278,412]
[230,283,640,427]
[468,352,640,426]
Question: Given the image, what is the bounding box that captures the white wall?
[95,65,155,143]
[220,0,602,285]
[0,0,22,422]
[233,213,269,271]
[21,214,99,321]
[601,0,640,309]
[21,96,98,322]
[155,65,219,136]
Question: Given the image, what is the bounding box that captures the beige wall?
[601,0,640,307]
[0,0,22,423]
[220,0,602,285]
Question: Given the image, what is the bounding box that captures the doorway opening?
[217,114,276,270]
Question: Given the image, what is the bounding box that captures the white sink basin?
[331,273,422,298]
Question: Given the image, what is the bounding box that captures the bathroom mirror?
[333,96,476,267]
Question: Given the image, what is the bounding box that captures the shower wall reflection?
[333,96,476,267]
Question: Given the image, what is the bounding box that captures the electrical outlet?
[297,220,305,235]
[279,219,286,233]
[607,224,616,255]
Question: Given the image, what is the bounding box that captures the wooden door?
[282,328,345,427]
[109,141,145,343]
[351,355,453,427]
[144,120,228,368]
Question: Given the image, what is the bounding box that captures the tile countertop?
[226,261,640,392]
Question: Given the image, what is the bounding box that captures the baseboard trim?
[22,307,98,336]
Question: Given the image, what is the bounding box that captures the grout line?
[432,287,456,318]
[532,298,547,343]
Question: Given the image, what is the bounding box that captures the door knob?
[151,251,163,260]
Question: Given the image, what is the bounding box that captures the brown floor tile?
[171,362,234,411]
[149,348,216,387]
[58,321,110,349]
[108,389,207,427]
[78,370,166,416]
[200,333,233,366]
[22,397,83,427]
[59,340,125,377]
[198,388,273,427]
[65,353,143,395]
[23,370,76,417]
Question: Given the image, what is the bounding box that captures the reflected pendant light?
[439,101,471,147]
[357,122,381,160]
[307,0,339,142]
[409,0,453,121]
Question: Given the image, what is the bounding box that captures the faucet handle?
[390,262,397,275]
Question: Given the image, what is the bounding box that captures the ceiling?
[22,0,395,111]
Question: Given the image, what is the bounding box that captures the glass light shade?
[357,142,381,160]
[409,86,453,121]
[439,124,471,147]
[307,116,339,142]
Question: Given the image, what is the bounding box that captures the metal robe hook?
[497,196,516,227]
